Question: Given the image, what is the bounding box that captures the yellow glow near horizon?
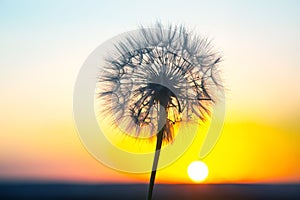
[150,119,300,184]
[188,161,209,183]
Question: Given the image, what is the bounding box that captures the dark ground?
[0,182,300,200]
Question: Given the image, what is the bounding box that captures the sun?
[187,161,209,183]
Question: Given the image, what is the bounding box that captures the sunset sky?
[1,0,300,184]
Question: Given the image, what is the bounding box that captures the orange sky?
[1,113,299,184]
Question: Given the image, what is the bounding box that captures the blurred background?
[1,0,300,184]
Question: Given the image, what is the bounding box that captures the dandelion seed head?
[98,22,222,141]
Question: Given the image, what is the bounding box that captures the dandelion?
[98,22,222,200]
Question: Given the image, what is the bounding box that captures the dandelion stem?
[147,126,164,200]
[147,102,167,200]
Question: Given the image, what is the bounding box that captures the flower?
[98,22,221,142]
[97,22,222,200]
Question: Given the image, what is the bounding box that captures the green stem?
[147,127,164,200]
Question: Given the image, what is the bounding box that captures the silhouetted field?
[0,182,299,200]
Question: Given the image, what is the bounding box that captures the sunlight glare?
[187,161,209,183]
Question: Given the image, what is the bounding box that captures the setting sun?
[187,161,209,183]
